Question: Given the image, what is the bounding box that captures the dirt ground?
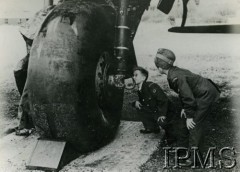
[0,21,240,171]
[0,25,25,138]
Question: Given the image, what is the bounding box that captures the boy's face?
[133,70,146,85]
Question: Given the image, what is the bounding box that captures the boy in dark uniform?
[132,66,177,145]
[154,48,220,160]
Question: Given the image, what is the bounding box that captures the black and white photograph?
[0,0,240,171]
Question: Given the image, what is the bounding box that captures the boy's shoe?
[160,137,177,147]
[160,139,169,147]
[15,128,34,136]
[140,129,160,134]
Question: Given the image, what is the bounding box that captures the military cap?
[155,48,176,66]
[133,66,149,80]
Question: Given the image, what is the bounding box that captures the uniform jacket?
[167,66,220,119]
[135,81,169,119]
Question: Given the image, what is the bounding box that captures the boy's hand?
[135,101,142,109]
[181,109,186,118]
[157,116,166,123]
[186,118,196,129]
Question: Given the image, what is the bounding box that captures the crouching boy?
[154,48,220,160]
[132,66,176,145]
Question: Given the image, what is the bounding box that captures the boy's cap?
[133,66,149,78]
[155,48,176,65]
